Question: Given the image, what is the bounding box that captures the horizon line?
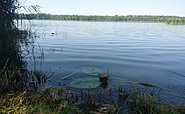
[19,13,185,17]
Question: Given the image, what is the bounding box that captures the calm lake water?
[22,20,185,102]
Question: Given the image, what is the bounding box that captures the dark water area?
[20,20,185,103]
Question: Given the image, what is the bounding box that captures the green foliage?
[61,101,83,114]
[18,13,185,24]
[127,87,185,113]
[166,18,185,25]
[0,0,19,39]
[1,81,185,113]
[0,90,83,114]
[0,67,26,94]
[0,0,29,69]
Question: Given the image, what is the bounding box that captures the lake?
[21,20,185,102]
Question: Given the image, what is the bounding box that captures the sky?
[19,0,185,16]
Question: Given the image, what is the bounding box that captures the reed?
[1,75,185,114]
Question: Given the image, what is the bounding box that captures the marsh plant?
[1,69,185,114]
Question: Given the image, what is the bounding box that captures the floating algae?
[81,66,103,75]
[69,77,100,88]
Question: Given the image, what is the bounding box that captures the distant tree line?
[166,19,185,25]
[17,13,185,25]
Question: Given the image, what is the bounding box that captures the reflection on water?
[22,20,185,103]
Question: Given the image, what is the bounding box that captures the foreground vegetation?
[18,13,185,25]
[1,67,185,113]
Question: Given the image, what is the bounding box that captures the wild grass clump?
[1,65,185,113]
[0,88,83,114]
[0,66,26,95]
[1,72,185,114]
[0,64,48,96]
[127,86,185,113]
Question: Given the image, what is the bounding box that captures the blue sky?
[19,0,185,16]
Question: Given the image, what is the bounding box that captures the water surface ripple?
[23,20,185,102]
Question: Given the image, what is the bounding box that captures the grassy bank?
[1,67,185,113]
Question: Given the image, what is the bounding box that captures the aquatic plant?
[99,74,108,88]
[58,80,63,95]
[99,67,110,88]
[81,66,103,75]
[69,77,100,89]
[107,66,110,76]
[1,78,185,114]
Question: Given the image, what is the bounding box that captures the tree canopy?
[0,0,20,39]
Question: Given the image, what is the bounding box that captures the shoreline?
[17,14,185,25]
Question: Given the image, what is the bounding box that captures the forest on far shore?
[17,13,185,25]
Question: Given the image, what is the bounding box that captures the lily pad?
[81,66,103,75]
[69,77,100,88]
